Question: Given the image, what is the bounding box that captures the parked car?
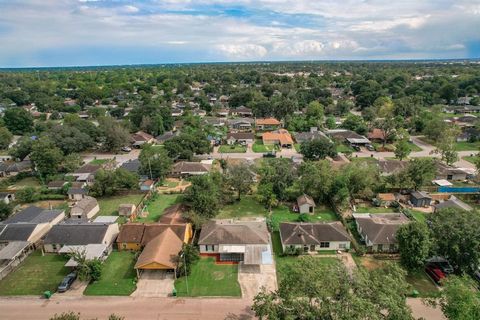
[263,152,276,158]
[366,144,375,151]
[427,256,454,274]
[57,272,77,293]
[425,266,446,285]
[352,145,361,151]
[121,146,132,152]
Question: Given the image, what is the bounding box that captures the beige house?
[297,194,315,214]
[70,196,100,220]
[279,222,351,252]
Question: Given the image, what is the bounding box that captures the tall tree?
[299,138,337,160]
[226,162,255,200]
[397,221,431,271]
[3,108,34,134]
[138,143,172,181]
[0,126,13,150]
[30,138,64,180]
[99,117,130,152]
[184,174,221,218]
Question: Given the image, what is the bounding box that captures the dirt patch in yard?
[213,271,225,280]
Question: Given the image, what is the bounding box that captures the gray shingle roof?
[280,222,350,245]
[43,224,110,245]
[0,224,38,241]
[297,194,315,207]
[120,159,141,173]
[354,213,410,245]
[434,197,473,212]
[3,206,63,224]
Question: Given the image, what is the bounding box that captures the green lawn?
[455,141,480,151]
[463,156,478,164]
[0,251,69,295]
[336,143,354,153]
[83,251,137,296]
[161,180,180,188]
[11,177,41,188]
[218,145,247,153]
[137,194,182,223]
[218,197,338,230]
[405,269,440,298]
[271,232,340,283]
[409,210,429,224]
[174,257,241,297]
[409,142,423,152]
[97,194,145,217]
[252,139,277,153]
[354,206,398,214]
[349,157,378,164]
[89,159,110,165]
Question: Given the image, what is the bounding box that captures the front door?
[303,245,308,253]
[309,245,315,252]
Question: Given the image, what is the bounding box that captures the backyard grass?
[89,159,110,165]
[252,139,277,153]
[83,251,137,296]
[218,145,247,153]
[462,156,478,164]
[354,206,398,214]
[455,141,480,151]
[97,193,145,217]
[137,194,182,223]
[0,251,69,295]
[174,257,241,297]
[409,142,423,152]
[336,143,354,153]
[409,210,429,224]
[218,197,338,229]
[9,177,41,188]
[349,157,378,164]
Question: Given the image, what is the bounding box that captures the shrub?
[283,246,301,256]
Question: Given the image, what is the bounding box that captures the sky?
[0,0,480,67]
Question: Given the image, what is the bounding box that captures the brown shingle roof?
[279,222,350,245]
[142,224,187,245]
[135,228,183,269]
[171,162,210,174]
[198,220,269,245]
[297,194,315,207]
[256,118,281,125]
[116,223,145,243]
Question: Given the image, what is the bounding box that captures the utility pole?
[148,157,153,180]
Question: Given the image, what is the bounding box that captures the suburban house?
[70,196,100,220]
[0,206,65,279]
[353,213,410,253]
[67,187,88,201]
[170,161,211,178]
[262,129,294,148]
[296,194,316,214]
[0,192,15,204]
[228,119,254,131]
[327,129,371,146]
[47,180,67,191]
[68,164,101,184]
[198,219,272,265]
[435,162,469,181]
[230,106,253,117]
[155,131,179,144]
[410,191,432,207]
[367,128,388,142]
[120,159,141,176]
[43,222,119,253]
[226,132,255,145]
[377,160,408,176]
[294,128,329,144]
[118,204,137,219]
[131,131,155,148]
[434,196,473,212]
[116,223,192,276]
[204,117,226,128]
[279,222,351,253]
[255,118,282,131]
[216,108,230,117]
[0,160,32,177]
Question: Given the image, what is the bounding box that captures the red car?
[425,266,446,285]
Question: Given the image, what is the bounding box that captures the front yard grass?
[0,251,69,296]
[89,159,110,165]
[455,141,480,151]
[218,144,247,153]
[271,232,340,283]
[83,251,137,296]
[336,143,354,153]
[463,156,478,164]
[9,177,41,188]
[97,193,145,217]
[174,257,241,297]
[252,139,277,153]
[137,194,182,223]
[354,206,398,214]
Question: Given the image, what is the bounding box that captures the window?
[205,245,215,252]
[122,244,127,249]
[377,244,383,252]
[320,242,330,248]
[389,244,396,251]
[339,243,346,249]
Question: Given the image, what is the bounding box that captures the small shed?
[410,191,432,208]
[118,204,136,218]
[297,194,316,214]
[140,180,155,192]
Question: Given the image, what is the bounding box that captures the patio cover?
[0,241,30,261]
[59,244,108,267]
[93,216,118,223]
[432,179,453,187]
[243,245,271,265]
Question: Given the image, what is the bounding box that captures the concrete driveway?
[238,263,277,299]
[56,280,88,297]
[132,270,174,298]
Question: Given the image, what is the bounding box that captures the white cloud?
[216,44,268,59]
